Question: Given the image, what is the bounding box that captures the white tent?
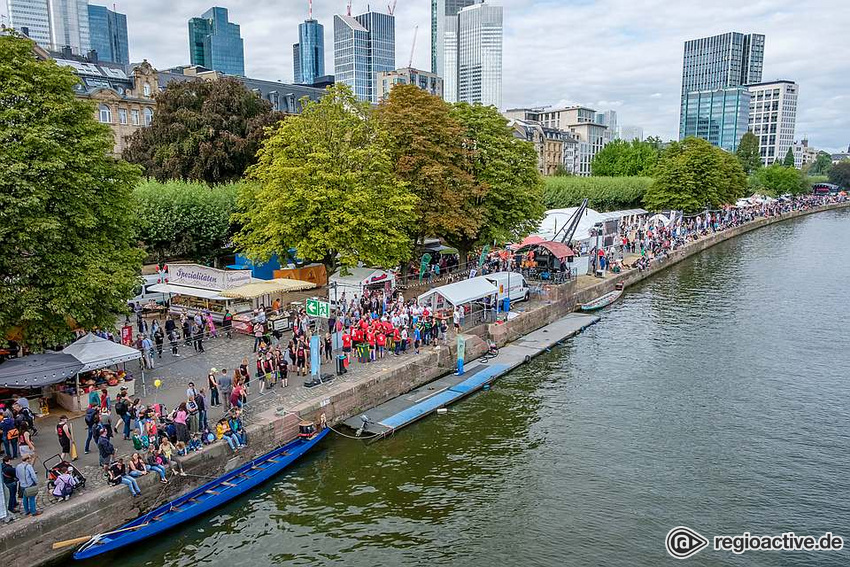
[63,333,142,373]
[418,277,498,309]
[329,268,395,296]
[532,207,609,243]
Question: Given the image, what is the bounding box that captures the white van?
[128,274,171,309]
[484,272,530,303]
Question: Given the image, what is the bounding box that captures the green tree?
[134,180,242,263]
[233,85,417,277]
[735,132,762,174]
[123,77,283,183]
[0,34,144,350]
[543,176,653,210]
[809,152,833,176]
[828,160,850,188]
[591,139,659,176]
[749,164,807,196]
[782,146,796,167]
[644,137,747,213]
[375,84,479,261]
[448,102,545,260]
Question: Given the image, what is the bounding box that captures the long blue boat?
[73,427,329,560]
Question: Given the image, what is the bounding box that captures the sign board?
[168,264,251,291]
[306,298,331,318]
[121,325,133,346]
[272,318,291,332]
[310,335,320,376]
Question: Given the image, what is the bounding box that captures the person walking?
[196,389,208,431]
[154,326,164,359]
[141,334,154,369]
[222,309,233,339]
[1,413,19,460]
[219,369,233,410]
[97,428,115,467]
[115,396,131,440]
[169,328,180,357]
[83,404,99,454]
[15,454,40,516]
[2,456,18,514]
[173,403,189,443]
[207,369,220,407]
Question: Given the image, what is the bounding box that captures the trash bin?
[336,355,348,375]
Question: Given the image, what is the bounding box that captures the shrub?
[543,176,653,211]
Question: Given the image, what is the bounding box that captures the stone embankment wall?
[14,201,849,566]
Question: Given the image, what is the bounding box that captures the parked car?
[484,272,530,303]
[128,274,171,310]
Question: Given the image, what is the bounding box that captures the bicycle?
[479,340,500,362]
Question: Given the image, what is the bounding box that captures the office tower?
[293,18,325,84]
[680,87,751,152]
[748,80,798,165]
[333,10,395,103]
[456,2,502,107]
[87,4,128,64]
[431,0,475,81]
[7,0,90,53]
[188,7,244,76]
[596,110,619,140]
[679,32,764,145]
[620,125,644,142]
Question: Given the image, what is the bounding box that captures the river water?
[91,209,850,567]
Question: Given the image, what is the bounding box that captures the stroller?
[43,454,86,499]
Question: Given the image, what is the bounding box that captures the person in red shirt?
[376,331,386,359]
[352,327,363,346]
[366,330,376,362]
[359,318,368,331]
[341,329,352,363]
[392,327,402,356]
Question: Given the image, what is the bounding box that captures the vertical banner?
[456,335,465,376]
[478,245,490,269]
[121,325,133,346]
[310,335,320,377]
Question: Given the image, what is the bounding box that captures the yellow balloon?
[154,379,162,388]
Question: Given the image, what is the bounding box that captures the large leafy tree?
[644,137,747,213]
[448,102,545,261]
[782,146,796,167]
[375,84,480,259]
[591,139,660,176]
[123,77,283,183]
[134,180,241,263]
[828,160,850,189]
[808,152,833,176]
[749,164,807,196]
[735,132,762,174]
[0,34,144,350]
[233,85,417,277]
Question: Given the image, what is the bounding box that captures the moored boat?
[580,283,624,311]
[72,426,329,560]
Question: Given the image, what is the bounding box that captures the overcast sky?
[4,0,847,151]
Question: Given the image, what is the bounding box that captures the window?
[118,108,128,124]
[131,109,140,125]
[143,108,153,126]
[143,83,151,97]
[98,104,111,123]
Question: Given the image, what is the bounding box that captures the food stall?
[329,268,396,298]
[148,264,253,323]
[0,353,83,415]
[515,240,577,280]
[55,333,142,412]
[417,276,499,323]
[220,278,317,334]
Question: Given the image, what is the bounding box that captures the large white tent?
[63,333,142,373]
[418,277,498,309]
[532,207,649,245]
[329,268,396,296]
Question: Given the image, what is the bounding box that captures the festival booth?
[148,264,253,323]
[220,278,317,334]
[417,277,499,326]
[0,353,83,416]
[329,268,396,298]
[53,334,142,412]
[273,263,328,287]
[515,240,576,280]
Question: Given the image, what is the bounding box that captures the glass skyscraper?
[680,87,751,152]
[431,0,475,83]
[333,11,395,103]
[188,7,245,76]
[679,32,764,147]
[88,4,129,64]
[7,0,89,53]
[456,2,502,108]
[293,19,325,85]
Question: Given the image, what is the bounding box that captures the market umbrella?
[0,353,84,388]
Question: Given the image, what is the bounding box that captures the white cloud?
[3,0,847,151]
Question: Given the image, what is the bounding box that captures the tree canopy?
[749,164,807,196]
[590,139,660,176]
[134,180,241,263]
[735,132,762,174]
[447,102,544,260]
[123,77,283,183]
[782,146,796,167]
[644,137,747,213]
[0,34,143,349]
[543,176,653,210]
[233,85,417,277]
[828,160,850,189]
[808,152,833,176]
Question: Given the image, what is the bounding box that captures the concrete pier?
[6,200,849,566]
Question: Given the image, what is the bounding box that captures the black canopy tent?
[0,353,84,389]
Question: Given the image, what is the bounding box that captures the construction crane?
[388,0,397,15]
[408,25,418,68]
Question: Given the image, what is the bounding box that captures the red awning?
[521,235,544,246]
[517,240,575,259]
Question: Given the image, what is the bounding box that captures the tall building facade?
[7,0,90,53]
[679,32,764,146]
[596,110,619,139]
[87,4,128,64]
[188,7,244,76]
[377,67,443,101]
[680,87,751,152]
[620,125,644,141]
[455,2,502,107]
[747,80,797,165]
[293,18,325,85]
[431,0,475,99]
[333,11,395,103]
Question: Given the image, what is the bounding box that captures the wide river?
[93,209,850,566]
